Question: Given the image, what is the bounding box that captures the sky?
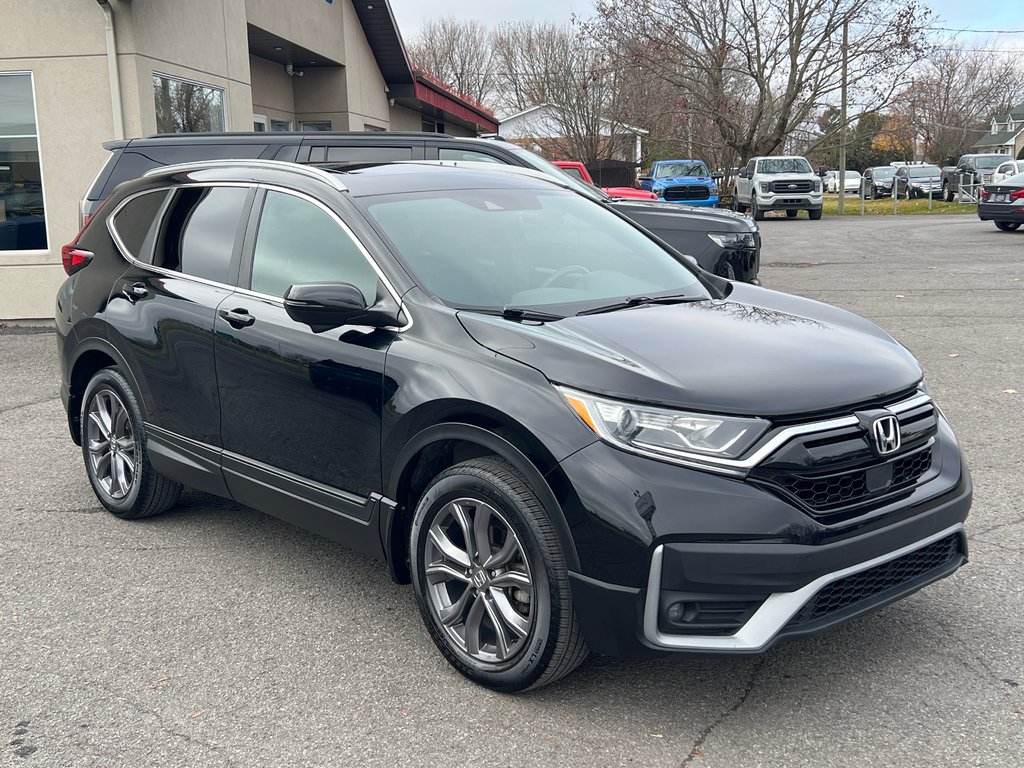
[388,0,1024,50]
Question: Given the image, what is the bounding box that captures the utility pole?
[838,18,848,215]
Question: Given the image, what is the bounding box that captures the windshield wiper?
[460,306,565,322]
[576,294,700,316]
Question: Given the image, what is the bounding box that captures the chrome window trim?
[106,182,411,333]
[642,522,965,651]
[142,159,348,191]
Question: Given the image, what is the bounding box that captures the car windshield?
[757,158,813,174]
[872,168,895,179]
[908,166,941,178]
[655,162,709,178]
[359,186,707,315]
[501,143,607,201]
[975,157,1004,170]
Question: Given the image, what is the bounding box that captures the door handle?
[121,282,148,302]
[219,307,256,328]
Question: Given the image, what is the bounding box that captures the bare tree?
[407,18,497,108]
[491,22,628,163]
[585,0,933,160]
[899,40,1024,164]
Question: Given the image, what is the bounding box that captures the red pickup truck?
[553,161,658,200]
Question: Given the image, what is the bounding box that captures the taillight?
[61,245,93,275]
[1012,189,1024,201]
[980,188,989,200]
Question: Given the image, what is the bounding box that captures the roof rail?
[142,159,348,191]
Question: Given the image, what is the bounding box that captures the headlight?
[709,184,718,193]
[814,181,823,193]
[759,182,770,193]
[707,232,756,248]
[556,386,770,466]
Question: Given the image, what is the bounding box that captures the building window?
[0,72,48,252]
[271,119,293,132]
[153,73,225,133]
[363,123,385,132]
[300,121,332,132]
[253,114,268,132]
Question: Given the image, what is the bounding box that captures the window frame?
[152,71,227,134]
[107,182,254,290]
[0,71,50,255]
[235,185,409,329]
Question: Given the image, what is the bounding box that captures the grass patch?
[821,196,976,216]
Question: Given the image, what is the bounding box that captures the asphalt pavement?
[1,213,1022,767]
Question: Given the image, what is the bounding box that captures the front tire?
[81,368,181,519]
[943,181,953,203]
[751,198,765,221]
[808,208,823,220]
[409,457,587,692]
[995,221,1021,232]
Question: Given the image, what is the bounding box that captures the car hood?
[653,176,713,186]
[457,283,921,417]
[608,198,755,233]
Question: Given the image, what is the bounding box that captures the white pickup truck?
[733,156,824,221]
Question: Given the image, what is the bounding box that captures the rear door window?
[154,186,251,284]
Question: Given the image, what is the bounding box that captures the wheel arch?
[383,419,581,584]
[67,338,144,445]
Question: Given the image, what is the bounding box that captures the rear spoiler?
[102,140,130,151]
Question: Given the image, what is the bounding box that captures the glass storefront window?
[0,73,48,252]
[153,73,225,133]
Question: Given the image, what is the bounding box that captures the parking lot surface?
[1,214,1022,767]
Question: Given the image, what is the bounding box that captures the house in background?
[0,0,496,321]
[498,103,647,186]
[972,104,1024,159]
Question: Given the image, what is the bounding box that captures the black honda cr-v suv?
[57,159,971,692]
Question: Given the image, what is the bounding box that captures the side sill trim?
[642,522,965,651]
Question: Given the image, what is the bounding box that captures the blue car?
[639,160,719,207]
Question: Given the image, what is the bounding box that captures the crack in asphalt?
[932,615,1022,694]
[678,657,767,766]
[966,517,1024,540]
[0,396,60,415]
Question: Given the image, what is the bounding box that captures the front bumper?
[661,196,719,208]
[978,203,1024,222]
[559,416,971,658]
[755,193,822,210]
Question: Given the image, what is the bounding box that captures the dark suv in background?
[57,159,970,691]
[80,131,761,282]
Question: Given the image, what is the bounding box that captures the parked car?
[894,165,943,199]
[551,160,657,200]
[825,170,862,194]
[992,159,1024,184]
[733,156,824,220]
[638,159,720,207]
[978,169,1024,231]
[942,154,1006,201]
[79,131,760,283]
[861,166,896,199]
[56,159,972,691]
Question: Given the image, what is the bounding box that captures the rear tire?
[80,368,182,519]
[943,181,953,203]
[995,221,1021,232]
[808,208,823,221]
[409,457,588,692]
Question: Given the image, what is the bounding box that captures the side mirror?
[739,170,750,179]
[818,170,828,177]
[284,282,402,332]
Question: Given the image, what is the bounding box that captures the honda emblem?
[871,414,901,455]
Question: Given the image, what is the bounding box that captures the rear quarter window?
[109,189,172,263]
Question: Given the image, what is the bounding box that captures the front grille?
[765,446,932,513]
[664,185,710,201]
[786,533,963,627]
[748,399,938,521]
[769,180,813,193]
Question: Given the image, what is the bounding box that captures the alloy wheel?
[86,389,137,500]
[423,497,534,664]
